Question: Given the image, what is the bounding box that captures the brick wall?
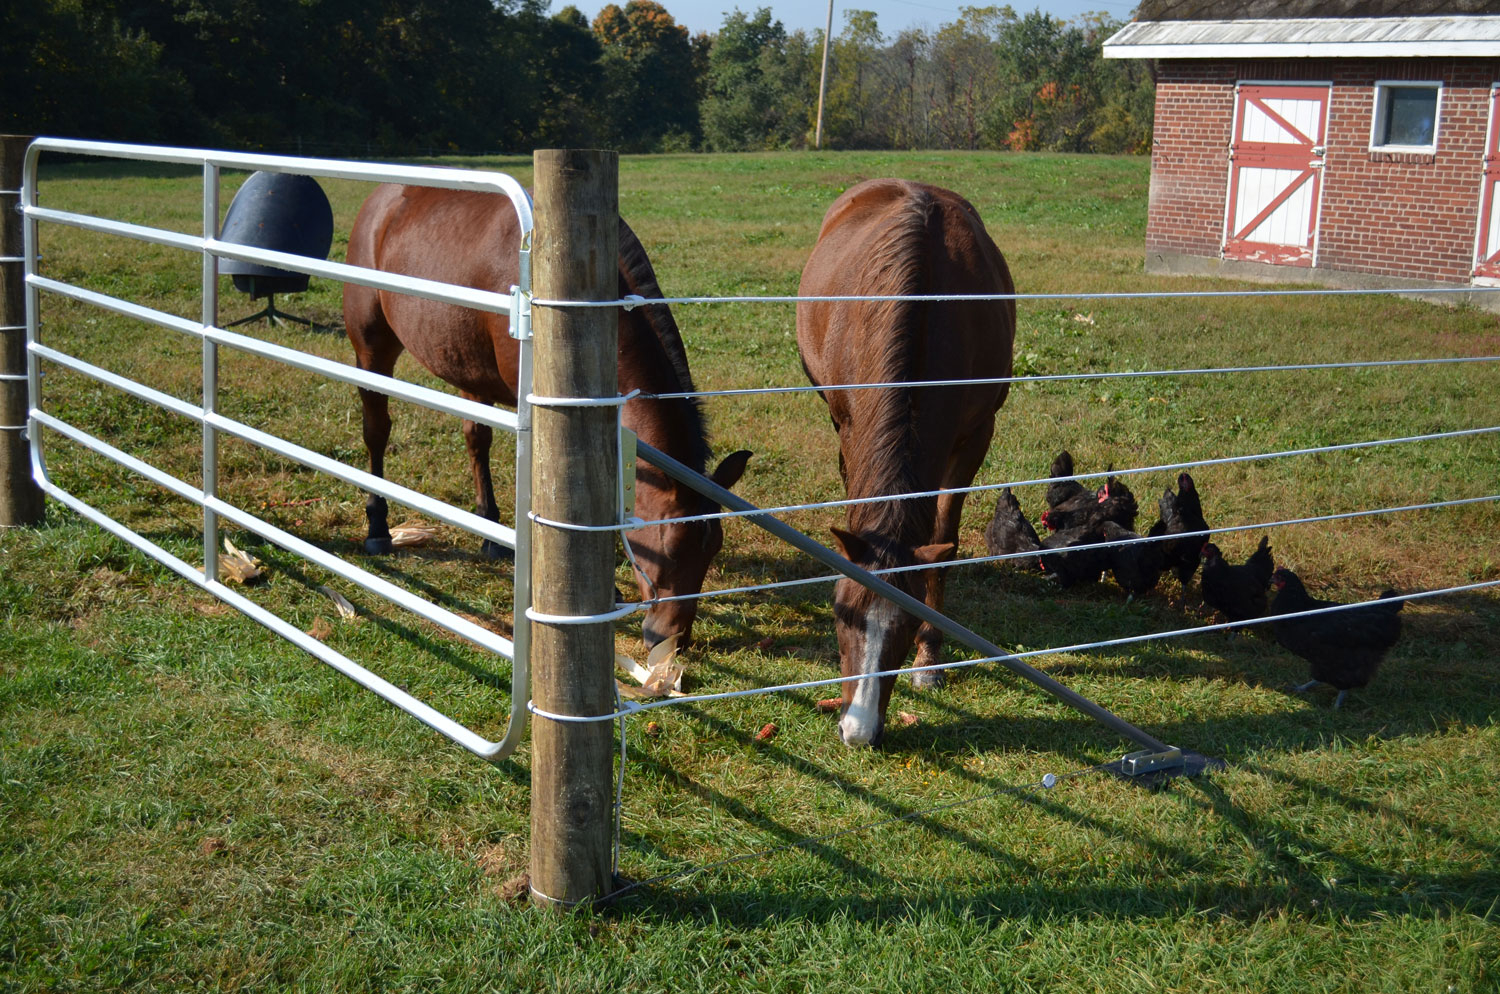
[1148,57,1500,283]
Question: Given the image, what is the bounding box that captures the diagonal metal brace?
[635,440,1182,759]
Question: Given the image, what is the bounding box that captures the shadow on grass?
[609,744,1500,927]
[617,702,1044,892]
[600,569,1500,926]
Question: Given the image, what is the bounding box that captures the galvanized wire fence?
[517,285,1500,897]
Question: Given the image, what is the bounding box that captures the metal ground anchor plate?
[1102,747,1227,789]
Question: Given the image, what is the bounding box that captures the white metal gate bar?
[27,204,520,316]
[31,275,520,431]
[34,410,516,658]
[21,138,536,761]
[29,340,520,551]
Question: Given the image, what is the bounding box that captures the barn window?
[1370,82,1441,152]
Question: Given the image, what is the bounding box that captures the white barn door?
[1472,84,1500,282]
[1224,83,1330,267]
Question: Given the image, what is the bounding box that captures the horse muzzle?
[838,716,885,748]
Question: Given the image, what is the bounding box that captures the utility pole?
[815,0,834,149]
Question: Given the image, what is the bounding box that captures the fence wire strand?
[637,354,1500,401]
[622,492,1500,607]
[599,424,1500,529]
[539,578,1500,728]
[531,283,1500,309]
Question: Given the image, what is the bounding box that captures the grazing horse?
[797,179,1015,746]
[343,184,751,648]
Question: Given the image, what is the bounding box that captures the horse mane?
[617,220,713,474]
[844,186,941,553]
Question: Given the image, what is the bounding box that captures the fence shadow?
[609,733,1500,927]
[603,564,1499,927]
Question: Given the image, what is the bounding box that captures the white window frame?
[1370,80,1443,154]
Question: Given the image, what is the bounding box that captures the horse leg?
[346,287,403,556]
[911,424,994,689]
[359,386,395,554]
[908,497,959,689]
[460,396,512,561]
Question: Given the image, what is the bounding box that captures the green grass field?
[2,149,1497,992]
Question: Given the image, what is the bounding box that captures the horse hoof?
[481,540,515,561]
[363,537,393,555]
[911,669,945,691]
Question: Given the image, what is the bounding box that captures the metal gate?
[1223,82,1330,267]
[20,139,536,761]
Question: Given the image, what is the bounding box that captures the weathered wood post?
[528,149,620,908]
[1,135,44,527]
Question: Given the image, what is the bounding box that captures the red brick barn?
[1104,2,1500,302]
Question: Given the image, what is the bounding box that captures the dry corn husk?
[390,522,439,548]
[215,537,265,584]
[615,633,685,699]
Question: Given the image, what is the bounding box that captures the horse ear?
[710,450,752,492]
[913,542,957,566]
[830,526,870,564]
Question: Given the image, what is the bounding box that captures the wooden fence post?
[1,134,44,528]
[528,149,620,909]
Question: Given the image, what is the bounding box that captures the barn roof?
[1134,0,1500,20]
[1103,14,1500,59]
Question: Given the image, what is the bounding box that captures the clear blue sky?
[566,0,1141,39]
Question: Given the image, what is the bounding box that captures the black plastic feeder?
[219,171,334,328]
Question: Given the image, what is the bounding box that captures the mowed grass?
[2,149,1498,992]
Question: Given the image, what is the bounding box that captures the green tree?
[511,5,606,149]
[884,28,931,149]
[2,0,196,142]
[820,9,885,148]
[1086,16,1154,154]
[700,8,815,151]
[593,0,700,151]
[927,5,1009,150]
[986,10,1102,152]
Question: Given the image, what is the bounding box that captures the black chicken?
[1041,489,1098,531]
[1158,472,1210,585]
[1042,473,1137,533]
[1098,519,1167,598]
[1095,474,1138,532]
[984,487,1042,567]
[1270,568,1404,709]
[1200,535,1273,625]
[1045,450,1088,509]
[1038,524,1108,588]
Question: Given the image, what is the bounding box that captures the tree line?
[3,0,1152,156]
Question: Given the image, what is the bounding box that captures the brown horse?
[797,179,1015,746]
[343,184,751,648]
